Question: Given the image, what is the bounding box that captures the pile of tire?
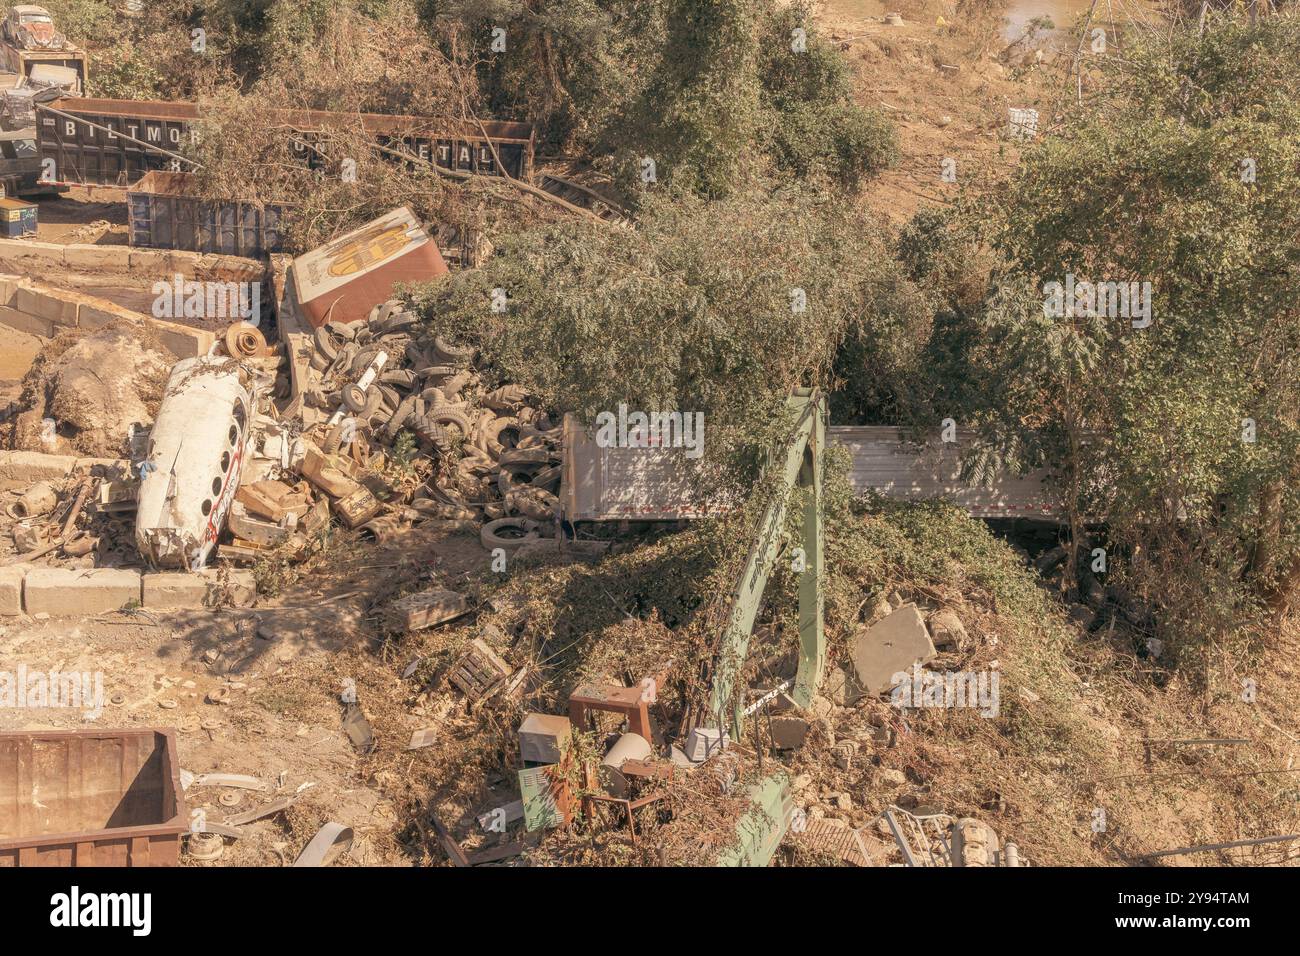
[303,300,563,546]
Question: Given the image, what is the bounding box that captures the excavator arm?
[707,388,826,736]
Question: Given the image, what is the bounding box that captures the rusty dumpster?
[0,728,188,867]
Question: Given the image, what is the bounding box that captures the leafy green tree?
[407,188,928,487]
[961,12,1300,667]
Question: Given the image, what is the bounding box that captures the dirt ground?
[0,521,488,866]
[32,187,129,246]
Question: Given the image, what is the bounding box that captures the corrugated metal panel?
[828,426,1060,518]
[560,414,727,521]
[0,728,187,867]
[560,421,1060,523]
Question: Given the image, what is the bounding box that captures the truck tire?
[481,517,540,551]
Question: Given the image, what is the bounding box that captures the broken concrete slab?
[23,567,142,616]
[849,603,936,695]
[0,451,128,493]
[0,564,29,615]
[769,716,811,750]
[141,572,209,609]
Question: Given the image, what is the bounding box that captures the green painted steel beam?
[707,389,826,734]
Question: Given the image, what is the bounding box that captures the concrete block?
[78,302,137,331]
[0,238,64,263]
[63,244,130,273]
[23,567,142,616]
[152,321,213,359]
[199,568,256,607]
[0,450,80,490]
[769,716,810,750]
[128,249,177,274]
[850,603,936,695]
[0,304,52,338]
[0,276,16,307]
[141,572,209,609]
[0,565,28,615]
[16,287,78,327]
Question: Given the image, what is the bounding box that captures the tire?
[313,326,338,361]
[427,404,473,434]
[433,336,475,363]
[351,347,382,374]
[380,369,417,389]
[324,420,355,455]
[342,385,370,413]
[480,517,541,551]
[384,394,419,438]
[499,447,552,467]
[371,311,418,334]
[529,465,562,492]
[480,416,520,459]
[411,415,449,448]
[326,320,357,341]
[417,364,460,381]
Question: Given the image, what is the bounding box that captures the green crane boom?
[707,387,826,736]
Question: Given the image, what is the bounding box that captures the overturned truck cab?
[135,357,253,570]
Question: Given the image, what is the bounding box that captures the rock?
[769,716,810,750]
[792,773,814,792]
[927,608,968,650]
[834,741,858,771]
[823,665,866,706]
[877,768,907,787]
[833,792,853,811]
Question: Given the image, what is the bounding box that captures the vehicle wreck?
[134,357,256,571]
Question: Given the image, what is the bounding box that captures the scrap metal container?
[39,96,534,187]
[0,728,188,867]
[128,169,286,258]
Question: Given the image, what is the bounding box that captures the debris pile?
[291,297,563,551]
[7,323,171,459]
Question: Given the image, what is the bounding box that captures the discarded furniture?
[568,682,653,741]
[448,638,511,700]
